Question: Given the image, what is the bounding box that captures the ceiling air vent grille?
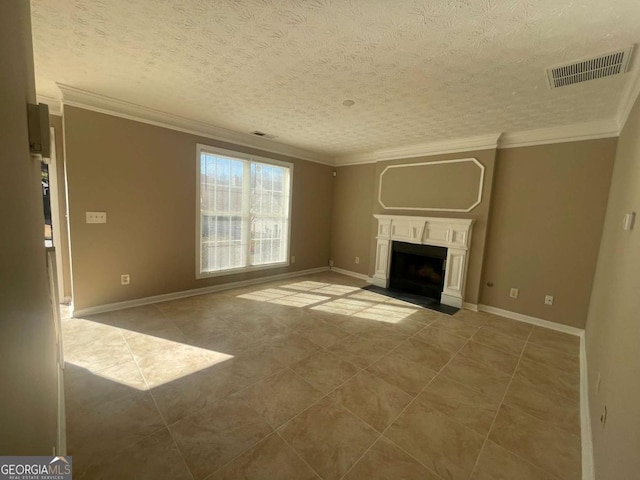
[547,47,633,88]
[250,130,277,140]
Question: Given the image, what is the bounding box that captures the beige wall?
[372,150,497,305]
[64,106,333,310]
[585,95,640,478]
[0,1,59,454]
[379,159,484,211]
[330,163,376,275]
[49,114,72,300]
[480,139,616,328]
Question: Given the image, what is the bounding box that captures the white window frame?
[195,144,293,279]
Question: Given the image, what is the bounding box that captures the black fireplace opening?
[389,241,447,301]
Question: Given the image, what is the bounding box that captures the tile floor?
[62,271,582,480]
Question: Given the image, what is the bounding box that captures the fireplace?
[389,241,447,301]
[373,215,474,308]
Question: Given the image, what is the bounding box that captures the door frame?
[44,126,65,301]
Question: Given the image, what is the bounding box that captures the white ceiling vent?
[547,47,633,88]
[250,130,278,140]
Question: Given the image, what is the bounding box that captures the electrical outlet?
[329,260,334,267]
[545,295,554,305]
[86,211,107,223]
[355,256,360,264]
[121,274,130,285]
[509,288,519,299]
[291,255,296,264]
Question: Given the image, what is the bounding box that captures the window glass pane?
[200,153,248,273]
[200,150,290,274]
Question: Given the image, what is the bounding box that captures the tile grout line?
[121,331,196,480]
[160,309,343,428]
[201,336,371,479]
[189,339,367,479]
[466,325,577,479]
[340,313,541,478]
[252,322,427,478]
[68,318,192,478]
[397,317,577,479]
[158,320,328,429]
[73,275,578,479]
[274,431,324,480]
[202,431,278,479]
[336,322,479,480]
[73,293,457,463]
[156,359,309,479]
[64,276,417,477]
[466,328,534,480]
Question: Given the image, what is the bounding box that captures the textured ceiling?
[31,0,640,157]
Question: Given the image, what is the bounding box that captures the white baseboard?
[477,304,593,479]
[56,361,66,456]
[330,267,373,282]
[476,304,583,337]
[580,331,595,480]
[462,302,478,312]
[72,266,329,317]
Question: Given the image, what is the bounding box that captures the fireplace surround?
[373,215,474,308]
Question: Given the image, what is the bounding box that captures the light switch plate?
[623,212,635,230]
[86,211,107,223]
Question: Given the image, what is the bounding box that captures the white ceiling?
[31,0,640,160]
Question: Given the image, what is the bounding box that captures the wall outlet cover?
[86,211,107,223]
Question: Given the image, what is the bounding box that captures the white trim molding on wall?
[497,119,620,149]
[476,304,583,336]
[329,267,372,282]
[580,331,595,480]
[335,133,501,166]
[56,84,333,166]
[373,215,474,309]
[37,94,62,116]
[72,266,329,317]
[378,157,485,213]
[41,63,640,170]
[467,303,594,480]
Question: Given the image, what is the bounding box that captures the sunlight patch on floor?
[235,282,419,324]
[268,293,331,307]
[64,318,233,390]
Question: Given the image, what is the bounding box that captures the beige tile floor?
[62,271,582,480]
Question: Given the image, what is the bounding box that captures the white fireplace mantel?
[373,214,474,308]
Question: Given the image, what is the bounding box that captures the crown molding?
[334,118,620,166]
[498,119,619,149]
[49,80,633,167]
[616,49,640,133]
[37,94,62,116]
[334,133,501,166]
[56,84,333,166]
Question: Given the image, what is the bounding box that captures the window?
[196,145,292,277]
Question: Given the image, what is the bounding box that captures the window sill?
[196,260,290,280]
